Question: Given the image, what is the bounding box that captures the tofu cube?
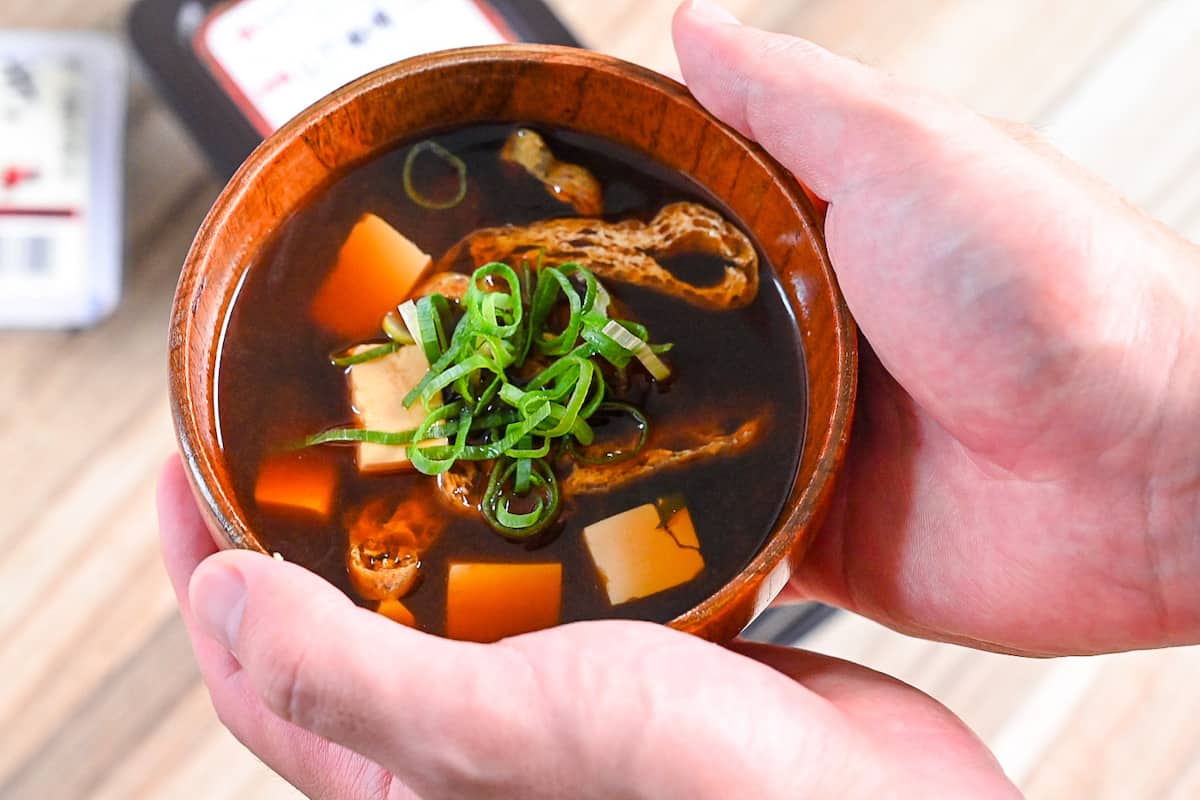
[310,213,435,341]
[583,499,704,605]
[446,563,563,642]
[347,344,446,473]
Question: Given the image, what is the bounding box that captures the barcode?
[0,236,54,275]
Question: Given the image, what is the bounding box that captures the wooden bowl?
[169,45,857,642]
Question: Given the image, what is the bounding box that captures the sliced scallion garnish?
[403,140,468,210]
[382,310,415,345]
[600,319,672,381]
[482,457,560,540]
[330,341,399,367]
[566,402,650,465]
[307,260,671,539]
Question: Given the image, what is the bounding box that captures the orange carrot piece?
[253,452,338,519]
[310,213,434,341]
[376,599,416,627]
[446,563,562,643]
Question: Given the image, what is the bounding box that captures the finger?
[188,540,1020,798]
[732,640,969,726]
[729,642,1016,795]
[157,457,407,799]
[188,548,583,799]
[189,549,859,799]
[156,455,220,609]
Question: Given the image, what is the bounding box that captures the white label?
[199,0,513,134]
[0,55,87,287]
[0,33,125,329]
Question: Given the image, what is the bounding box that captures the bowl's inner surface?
[174,46,854,641]
[214,121,807,635]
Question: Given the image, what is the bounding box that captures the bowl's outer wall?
[169,45,858,642]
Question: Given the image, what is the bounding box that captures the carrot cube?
[446,563,562,642]
[310,213,434,341]
[376,599,417,627]
[253,452,338,519]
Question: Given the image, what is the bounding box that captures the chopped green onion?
[403,140,468,210]
[591,280,613,317]
[514,451,533,493]
[567,402,649,464]
[496,497,544,528]
[304,427,417,447]
[330,341,398,367]
[382,311,416,345]
[600,319,671,380]
[465,262,523,338]
[531,267,583,355]
[481,458,561,539]
[579,324,634,367]
[306,258,672,541]
[302,407,519,448]
[397,300,424,351]
[415,294,452,363]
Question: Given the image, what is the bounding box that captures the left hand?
[159,456,1017,799]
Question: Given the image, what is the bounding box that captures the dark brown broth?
[216,124,807,634]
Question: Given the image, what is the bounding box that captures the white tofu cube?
[583,500,704,605]
[346,344,446,473]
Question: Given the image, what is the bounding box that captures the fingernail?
[194,564,247,652]
[688,0,740,25]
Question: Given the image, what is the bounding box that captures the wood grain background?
[2,1,1199,798]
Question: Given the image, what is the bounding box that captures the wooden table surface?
[3,1,1199,798]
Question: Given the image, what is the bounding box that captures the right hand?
[675,0,1200,656]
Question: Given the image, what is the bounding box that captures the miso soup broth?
[216,123,807,641]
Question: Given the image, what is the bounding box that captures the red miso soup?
[215,123,806,641]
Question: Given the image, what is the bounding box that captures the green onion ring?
[567,402,649,465]
[465,262,523,338]
[403,140,468,210]
[514,453,533,494]
[481,458,561,540]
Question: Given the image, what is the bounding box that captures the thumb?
[189,549,557,799]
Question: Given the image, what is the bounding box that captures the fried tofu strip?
[563,417,764,495]
[501,128,604,216]
[435,460,483,512]
[413,271,470,302]
[345,497,446,602]
[437,202,759,310]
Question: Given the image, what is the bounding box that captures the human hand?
[674,0,1200,656]
[159,457,1018,799]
